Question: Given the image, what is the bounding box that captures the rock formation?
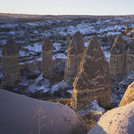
[119,81,134,107]
[108,34,126,80]
[64,31,85,82]
[2,38,20,87]
[0,89,87,134]
[125,38,134,72]
[71,36,111,111]
[42,37,53,79]
[88,101,134,134]
[109,34,134,80]
[66,34,71,49]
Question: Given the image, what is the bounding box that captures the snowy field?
[0,14,134,103]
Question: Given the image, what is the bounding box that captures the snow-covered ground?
[1,14,134,104]
[111,70,134,106]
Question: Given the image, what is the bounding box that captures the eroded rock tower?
[64,31,85,82]
[42,37,53,79]
[2,38,20,87]
[71,36,111,111]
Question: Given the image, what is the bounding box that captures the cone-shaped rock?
[64,31,85,82]
[2,38,20,87]
[119,82,134,107]
[42,37,53,79]
[110,34,126,54]
[108,34,126,80]
[71,36,111,111]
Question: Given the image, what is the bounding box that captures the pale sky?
[0,0,134,15]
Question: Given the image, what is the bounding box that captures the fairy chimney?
[125,38,134,72]
[108,34,126,80]
[71,36,111,111]
[2,38,20,87]
[42,37,53,79]
[64,31,85,82]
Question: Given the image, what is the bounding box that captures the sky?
[0,0,134,15]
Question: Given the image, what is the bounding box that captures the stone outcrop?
[109,34,134,80]
[64,31,85,82]
[71,36,111,111]
[2,38,20,87]
[66,34,71,49]
[125,38,134,72]
[0,89,87,134]
[42,37,53,79]
[88,101,134,134]
[119,81,134,107]
[108,34,126,80]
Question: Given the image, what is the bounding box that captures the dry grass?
[51,98,72,106]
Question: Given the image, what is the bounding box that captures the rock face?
[0,89,87,134]
[119,81,134,107]
[66,34,71,50]
[71,36,111,111]
[108,34,126,80]
[2,38,20,87]
[88,101,134,134]
[109,34,134,80]
[42,37,53,79]
[64,31,85,82]
[125,38,134,72]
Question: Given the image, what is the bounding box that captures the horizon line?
[0,12,134,17]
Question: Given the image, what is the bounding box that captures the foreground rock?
[71,36,111,111]
[119,81,134,107]
[0,89,86,134]
[88,101,134,134]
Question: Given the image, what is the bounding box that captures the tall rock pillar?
[2,38,20,87]
[42,37,53,79]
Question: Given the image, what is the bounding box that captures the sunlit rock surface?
[88,101,134,134]
[119,81,134,107]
